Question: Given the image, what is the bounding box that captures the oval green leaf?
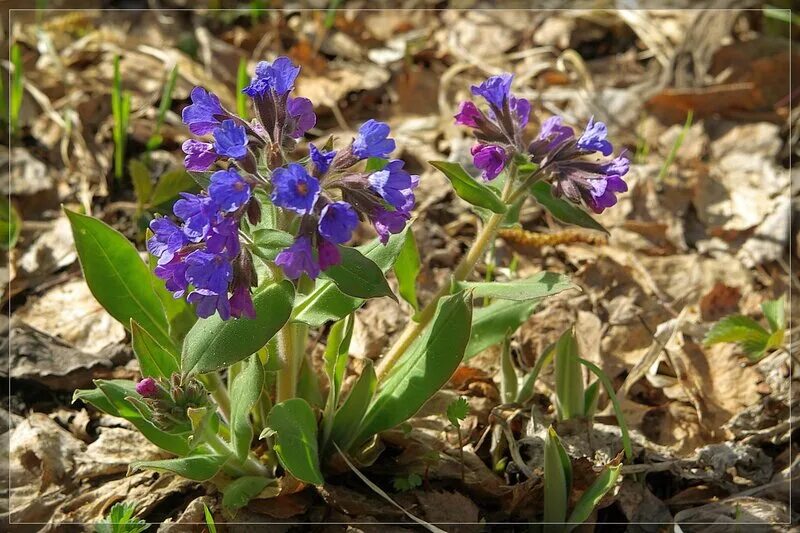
[331,360,377,451]
[222,476,274,511]
[429,160,507,214]
[264,398,324,485]
[456,271,577,301]
[229,355,264,461]
[130,454,226,481]
[323,246,396,301]
[465,299,538,360]
[530,181,607,234]
[131,320,180,379]
[182,280,295,375]
[394,228,420,313]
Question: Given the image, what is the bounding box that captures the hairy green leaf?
[530,181,608,234]
[263,398,324,485]
[131,320,179,379]
[456,271,577,301]
[430,160,507,214]
[222,476,274,511]
[130,454,226,481]
[465,299,538,360]
[331,360,377,451]
[324,246,397,301]
[761,296,786,333]
[394,228,421,313]
[229,355,264,462]
[149,168,197,207]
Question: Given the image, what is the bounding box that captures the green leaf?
[187,170,213,189]
[130,454,226,481]
[330,360,377,451]
[149,168,197,207]
[566,463,621,530]
[96,501,148,533]
[365,157,388,172]
[446,397,469,427]
[182,280,294,375]
[353,290,472,446]
[229,355,264,462]
[129,159,153,207]
[203,504,217,533]
[544,426,570,525]
[530,181,608,234]
[394,228,420,313]
[222,476,274,511]
[65,209,174,352]
[130,320,179,379]
[263,398,324,485]
[251,228,294,261]
[0,199,21,250]
[464,299,538,360]
[297,357,325,408]
[704,314,771,358]
[456,271,577,301]
[583,379,601,419]
[554,328,584,420]
[292,228,408,327]
[430,161,507,214]
[324,316,354,404]
[324,246,396,301]
[761,296,785,333]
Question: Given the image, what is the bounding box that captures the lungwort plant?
[70,58,630,512]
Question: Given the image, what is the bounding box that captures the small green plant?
[95,501,149,533]
[0,200,21,250]
[9,43,24,136]
[146,64,179,151]
[112,55,132,181]
[705,295,786,361]
[129,159,197,216]
[236,58,250,119]
[544,426,621,532]
[446,396,469,480]
[203,504,216,533]
[393,472,422,492]
[656,109,693,182]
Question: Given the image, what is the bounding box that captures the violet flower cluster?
[148,56,417,320]
[455,73,629,214]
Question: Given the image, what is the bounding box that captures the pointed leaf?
[130,454,226,481]
[229,355,264,461]
[456,271,577,301]
[761,296,785,333]
[251,228,294,261]
[323,246,396,301]
[149,168,197,207]
[131,320,180,379]
[264,398,324,485]
[530,181,608,234]
[394,228,420,313]
[222,476,274,511]
[331,360,377,451]
[567,463,621,530]
[465,299,538,360]
[544,426,570,525]
[554,328,584,420]
[430,160,507,214]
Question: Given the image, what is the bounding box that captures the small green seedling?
[146,64,179,151]
[236,58,250,119]
[95,501,149,533]
[704,295,786,361]
[10,43,24,136]
[0,200,21,250]
[112,55,132,181]
[447,396,469,481]
[393,472,422,492]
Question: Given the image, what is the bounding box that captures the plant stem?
[275,323,296,402]
[203,372,232,422]
[205,430,270,477]
[376,170,516,380]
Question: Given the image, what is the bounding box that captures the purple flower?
[287,97,316,138]
[275,236,320,279]
[185,250,232,294]
[538,116,575,149]
[601,153,630,177]
[584,175,628,213]
[229,285,256,319]
[371,208,408,244]
[154,256,189,297]
[471,73,512,109]
[271,163,320,215]
[209,169,251,213]
[318,201,359,244]
[182,87,225,135]
[173,193,218,242]
[212,119,248,160]
[471,144,507,181]
[148,217,188,265]
[509,96,531,129]
[309,143,336,175]
[243,56,300,97]
[317,238,341,271]
[136,378,160,398]
[353,120,395,159]
[577,117,613,156]
[368,160,414,210]
[454,101,482,128]
[188,289,231,320]
[205,217,241,259]
[182,139,217,171]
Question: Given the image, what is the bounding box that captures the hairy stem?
[205,429,270,477]
[275,324,297,402]
[202,372,231,422]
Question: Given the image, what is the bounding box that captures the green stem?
[202,372,232,422]
[204,430,270,477]
[275,323,297,402]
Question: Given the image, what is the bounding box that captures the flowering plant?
[67,58,628,514]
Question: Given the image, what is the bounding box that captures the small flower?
[182,87,225,135]
[318,201,359,244]
[584,175,628,213]
[212,119,249,160]
[509,96,531,129]
[353,120,395,159]
[136,378,160,398]
[471,144,507,181]
[229,285,256,319]
[184,250,232,294]
[368,160,415,210]
[173,193,218,241]
[470,73,512,110]
[209,169,252,213]
[188,288,231,320]
[154,256,189,297]
[275,236,320,279]
[205,217,241,259]
[371,208,408,244]
[287,97,316,138]
[454,101,482,128]
[577,117,612,156]
[243,56,300,97]
[271,163,320,215]
[182,139,217,171]
[148,217,188,265]
[309,143,336,175]
[317,238,341,271]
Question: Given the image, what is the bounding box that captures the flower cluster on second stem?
[148,56,418,320]
[455,73,629,214]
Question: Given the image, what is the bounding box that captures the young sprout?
[446,396,469,481]
[95,501,149,533]
[705,295,786,361]
[146,63,179,151]
[236,57,249,119]
[111,55,131,181]
[9,43,24,136]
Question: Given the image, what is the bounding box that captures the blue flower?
[182,87,225,135]
[309,143,335,175]
[205,217,241,259]
[173,193,218,241]
[371,208,408,244]
[243,56,300,97]
[471,73,512,110]
[209,169,251,213]
[275,236,320,279]
[317,238,341,271]
[188,289,231,320]
[212,119,248,160]
[271,163,320,215]
[184,250,232,294]
[182,139,217,171]
[368,160,414,210]
[287,97,316,138]
[154,256,189,297]
[353,120,395,159]
[509,96,531,129]
[577,117,613,156]
[318,201,359,244]
[147,217,188,265]
[471,144,507,181]
[229,285,255,319]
